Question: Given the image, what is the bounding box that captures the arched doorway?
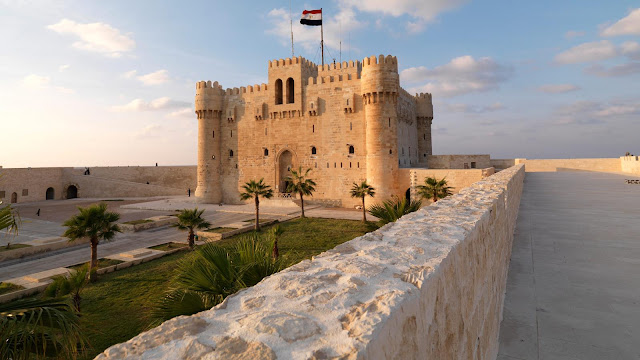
[10,192,17,204]
[66,185,78,199]
[46,187,55,200]
[278,150,294,193]
[405,188,411,202]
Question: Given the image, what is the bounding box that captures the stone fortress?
[195,54,435,207]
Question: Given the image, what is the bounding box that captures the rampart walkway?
[498,172,640,359]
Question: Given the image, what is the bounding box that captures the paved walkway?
[498,172,640,360]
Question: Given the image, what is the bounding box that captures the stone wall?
[67,166,196,190]
[490,159,516,170]
[427,154,491,169]
[64,174,184,198]
[513,158,621,173]
[96,164,525,360]
[397,167,495,201]
[621,156,640,175]
[0,168,64,203]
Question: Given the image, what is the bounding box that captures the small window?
[464,163,469,169]
[230,130,233,137]
[265,128,267,136]
[312,124,315,133]
[235,164,238,168]
[315,162,317,168]
[348,145,355,154]
[349,162,352,168]
[423,134,426,140]
[471,162,477,169]
[275,79,283,105]
[229,150,234,157]
[357,162,360,168]
[340,162,343,168]
[327,163,329,168]
[22,189,28,196]
[424,153,427,158]
[388,118,391,127]
[264,149,269,156]
[311,146,317,155]
[212,130,215,138]
[389,149,393,154]
[0,191,5,198]
[334,162,336,168]
[350,122,352,130]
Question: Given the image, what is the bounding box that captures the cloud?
[47,19,135,57]
[58,64,70,72]
[167,107,195,119]
[136,69,169,85]
[122,70,137,79]
[600,8,640,37]
[400,55,513,97]
[267,7,365,53]
[22,74,50,88]
[440,102,505,113]
[584,62,640,77]
[554,40,618,64]
[537,84,580,93]
[564,30,585,39]
[621,41,640,60]
[112,97,190,112]
[552,98,640,125]
[135,124,163,139]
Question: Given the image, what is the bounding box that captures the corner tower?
[361,55,400,201]
[416,93,433,166]
[195,80,225,203]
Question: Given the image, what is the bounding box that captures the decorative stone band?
[96,164,526,360]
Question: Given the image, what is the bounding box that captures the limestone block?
[22,267,71,283]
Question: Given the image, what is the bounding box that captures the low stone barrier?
[96,164,525,360]
[0,237,90,263]
[119,215,178,233]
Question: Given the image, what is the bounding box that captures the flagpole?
[320,8,324,67]
[290,0,294,57]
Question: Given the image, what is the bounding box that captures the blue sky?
[1,0,639,167]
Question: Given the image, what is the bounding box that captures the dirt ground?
[13,198,175,224]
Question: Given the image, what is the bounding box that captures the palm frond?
[367,196,422,225]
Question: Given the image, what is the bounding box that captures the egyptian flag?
[300,9,322,26]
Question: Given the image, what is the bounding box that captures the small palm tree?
[63,203,121,281]
[239,178,274,231]
[285,167,317,218]
[417,177,453,203]
[174,208,211,250]
[43,266,88,312]
[1,200,20,250]
[350,181,376,222]
[367,196,422,226]
[268,224,285,259]
[0,297,86,359]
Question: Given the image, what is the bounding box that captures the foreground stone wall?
[621,156,640,175]
[97,164,525,360]
[513,158,621,172]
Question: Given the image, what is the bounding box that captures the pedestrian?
[156,162,158,166]
[36,208,40,216]
[188,188,191,197]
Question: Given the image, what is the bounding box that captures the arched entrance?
[405,188,411,202]
[66,185,78,199]
[277,150,294,193]
[10,192,17,204]
[46,187,55,200]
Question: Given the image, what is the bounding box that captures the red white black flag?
[300,9,322,26]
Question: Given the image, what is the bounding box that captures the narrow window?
[275,79,283,105]
[334,162,336,168]
[388,118,391,127]
[327,163,329,168]
[357,162,360,168]
[311,146,317,155]
[264,148,269,156]
[230,130,233,137]
[348,145,355,154]
[350,122,352,130]
[212,130,215,138]
[471,162,476,169]
[235,164,238,168]
[229,150,234,157]
[402,148,405,155]
[265,128,267,136]
[286,78,294,104]
[312,124,315,133]
[423,134,426,140]
[389,149,393,154]
[340,162,343,168]
[349,162,352,168]
[315,162,317,168]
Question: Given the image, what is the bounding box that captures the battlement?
[195,80,224,90]
[268,56,317,70]
[362,55,398,72]
[318,60,362,74]
[415,92,433,101]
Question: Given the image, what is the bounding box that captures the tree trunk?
[433,190,438,203]
[272,239,279,259]
[73,292,81,312]
[362,196,367,222]
[300,192,305,218]
[89,237,98,281]
[188,229,195,249]
[255,196,260,231]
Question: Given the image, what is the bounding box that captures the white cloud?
[400,55,513,97]
[122,70,137,79]
[136,69,169,85]
[564,30,585,39]
[584,62,640,77]
[600,8,640,37]
[47,19,135,57]
[167,107,195,119]
[440,102,504,113]
[621,41,640,60]
[58,64,70,72]
[538,84,580,94]
[135,124,163,139]
[112,97,190,112]
[554,40,618,64]
[553,99,640,125]
[22,74,50,88]
[267,7,365,53]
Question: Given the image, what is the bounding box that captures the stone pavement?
[498,172,640,360]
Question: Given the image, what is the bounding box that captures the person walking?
[36,208,40,216]
[188,188,191,197]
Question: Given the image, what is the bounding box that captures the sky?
[1,0,639,168]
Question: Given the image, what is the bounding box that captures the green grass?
[122,219,153,225]
[0,243,32,252]
[205,227,236,233]
[242,218,271,224]
[21,218,373,359]
[0,282,24,295]
[149,242,188,251]
[68,258,124,271]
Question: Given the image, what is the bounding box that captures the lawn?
[52,217,373,359]
[68,258,124,271]
[0,282,24,295]
[149,242,188,251]
[205,226,236,233]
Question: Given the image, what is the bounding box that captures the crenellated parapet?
[415,92,433,120]
[195,80,225,113]
[360,55,400,103]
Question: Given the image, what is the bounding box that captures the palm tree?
[43,266,88,312]
[285,167,316,218]
[367,196,422,226]
[0,297,85,359]
[174,208,211,250]
[239,178,274,231]
[63,203,121,281]
[416,177,454,203]
[268,224,285,259]
[350,181,376,222]
[1,200,20,249]
[152,233,285,323]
